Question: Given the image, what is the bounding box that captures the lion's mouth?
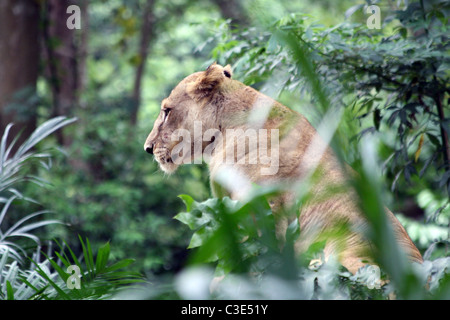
[153,147,177,173]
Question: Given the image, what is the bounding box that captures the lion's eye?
[162,108,171,122]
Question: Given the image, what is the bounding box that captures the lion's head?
[143,63,233,173]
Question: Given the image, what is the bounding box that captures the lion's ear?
[223,64,232,78]
[187,63,232,101]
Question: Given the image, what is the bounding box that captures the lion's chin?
[158,159,178,174]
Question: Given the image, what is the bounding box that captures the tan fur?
[144,63,423,274]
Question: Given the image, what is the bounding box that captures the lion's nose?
[144,143,154,154]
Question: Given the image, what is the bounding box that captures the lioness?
[144,62,422,274]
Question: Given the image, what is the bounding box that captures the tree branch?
[131,0,155,125]
[434,90,450,170]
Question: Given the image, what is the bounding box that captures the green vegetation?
[0,0,448,300]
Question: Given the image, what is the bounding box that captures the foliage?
[1,236,144,300]
[197,0,449,255]
[0,118,143,300]
[24,0,217,276]
[171,116,449,299]
[1,0,448,301]
[174,193,278,277]
[203,0,449,204]
[1,247,53,300]
[29,236,143,300]
[166,1,450,300]
[0,117,76,261]
[25,108,210,274]
[0,197,58,263]
[174,192,449,299]
[0,116,77,196]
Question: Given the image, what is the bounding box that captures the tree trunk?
[42,0,82,147]
[131,0,156,125]
[0,0,40,148]
[78,0,89,99]
[212,0,249,27]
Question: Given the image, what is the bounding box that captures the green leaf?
[373,109,381,131]
[6,280,14,300]
[50,258,71,283]
[426,133,441,148]
[174,210,209,231]
[178,194,195,212]
[188,225,215,249]
[61,239,82,269]
[16,117,77,157]
[414,133,424,162]
[96,242,111,274]
[266,35,279,53]
[104,259,135,273]
[78,236,95,280]
[33,263,72,300]
[420,154,436,178]
[174,198,219,231]
[345,4,364,19]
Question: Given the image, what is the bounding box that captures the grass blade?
[6,280,15,300]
